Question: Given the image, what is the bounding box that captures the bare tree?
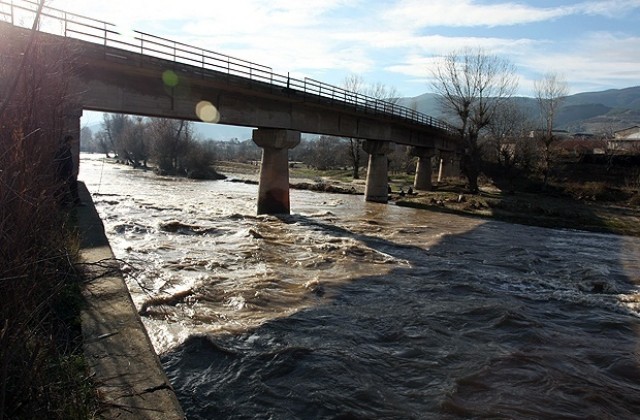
[342,74,399,179]
[94,130,112,157]
[485,100,532,191]
[431,48,519,193]
[121,117,149,167]
[148,118,189,174]
[387,144,413,175]
[101,113,131,160]
[534,72,569,188]
[79,125,95,152]
[313,135,343,170]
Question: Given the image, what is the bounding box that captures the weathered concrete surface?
[0,21,457,151]
[410,146,436,191]
[75,182,185,419]
[254,128,301,214]
[363,140,394,203]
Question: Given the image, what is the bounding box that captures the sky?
[43,0,640,99]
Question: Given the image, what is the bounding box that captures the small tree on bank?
[101,113,130,159]
[484,100,533,191]
[534,72,569,189]
[431,48,519,193]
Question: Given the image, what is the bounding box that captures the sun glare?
[195,100,220,123]
[162,70,179,87]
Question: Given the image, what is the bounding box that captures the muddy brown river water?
[79,154,640,419]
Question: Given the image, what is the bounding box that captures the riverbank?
[76,182,185,419]
[215,162,640,237]
[394,185,640,237]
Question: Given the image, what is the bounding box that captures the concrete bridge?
[0,0,460,214]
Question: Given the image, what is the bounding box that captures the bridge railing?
[1,0,456,134]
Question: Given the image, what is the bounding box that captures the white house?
[610,126,640,152]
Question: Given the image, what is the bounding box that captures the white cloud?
[47,0,640,96]
[577,0,640,17]
[383,36,539,81]
[383,0,640,29]
[52,0,353,28]
[520,32,640,93]
[383,0,571,29]
[386,29,640,96]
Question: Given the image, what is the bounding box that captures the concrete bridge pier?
[64,107,83,176]
[253,128,301,215]
[363,140,393,203]
[410,146,436,191]
[437,151,463,182]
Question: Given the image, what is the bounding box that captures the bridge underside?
[72,47,455,151]
[1,21,460,213]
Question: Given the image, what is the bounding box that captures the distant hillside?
[399,85,640,135]
[396,93,442,117]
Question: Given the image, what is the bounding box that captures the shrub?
[563,181,630,202]
[1,28,96,418]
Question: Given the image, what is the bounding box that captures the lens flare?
[162,70,179,87]
[196,101,220,123]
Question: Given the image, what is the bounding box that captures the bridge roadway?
[0,0,460,213]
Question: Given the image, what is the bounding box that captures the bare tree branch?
[431,48,519,193]
[0,0,46,119]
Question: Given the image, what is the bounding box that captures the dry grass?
[0,31,97,419]
[0,122,97,419]
[396,182,640,237]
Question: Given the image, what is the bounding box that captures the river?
[79,154,640,419]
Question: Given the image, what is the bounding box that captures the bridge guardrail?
[1,0,456,134]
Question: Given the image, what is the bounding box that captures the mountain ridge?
[398,85,640,135]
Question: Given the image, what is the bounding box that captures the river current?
[79,154,640,419]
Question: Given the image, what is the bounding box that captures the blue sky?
[48,0,639,99]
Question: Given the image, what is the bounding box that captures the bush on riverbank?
[0,29,97,417]
[0,126,97,418]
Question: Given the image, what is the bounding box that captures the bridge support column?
[437,151,461,182]
[409,146,435,191]
[451,154,462,179]
[253,128,301,215]
[363,140,393,203]
[63,107,83,176]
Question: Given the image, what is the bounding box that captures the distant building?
[610,126,640,152]
[572,132,595,140]
[614,125,640,140]
[528,129,572,139]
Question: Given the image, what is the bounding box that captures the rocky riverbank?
[217,162,640,237]
[394,186,640,237]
